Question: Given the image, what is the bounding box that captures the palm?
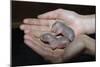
[24,33,65,63]
[38,9,83,36]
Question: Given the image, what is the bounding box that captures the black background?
[12,1,96,66]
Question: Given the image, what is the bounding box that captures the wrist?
[79,14,95,34]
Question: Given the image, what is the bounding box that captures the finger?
[63,35,85,60]
[38,9,62,19]
[24,36,65,58]
[38,9,77,22]
[53,49,64,57]
[25,34,53,56]
[24,34,65,62]
[24,37,53,57]
[24,18,55,26]
[24,30,46,38]
[80,35,96,55]
[20,24,50,32]
[24,33,51,48]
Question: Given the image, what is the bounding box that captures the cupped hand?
[23,32,95,63]
[23,9,84,36]
[24,33,65,63]
[20,19,56,38]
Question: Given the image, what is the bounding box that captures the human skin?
[21,9,95,36]
[20,22,95,63]
[20,21,75,49]
[20,9,95,63]
[24,34,95,63]
[37,9,95,35]
[20,8,95,50]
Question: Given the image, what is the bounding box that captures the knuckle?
[23,18,29,23]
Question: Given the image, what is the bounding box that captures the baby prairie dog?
[40,21,75,49]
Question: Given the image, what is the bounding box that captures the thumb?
[38,9,63,19]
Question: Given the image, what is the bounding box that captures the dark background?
[12,1,96,66]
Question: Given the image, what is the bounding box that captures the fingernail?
[24,39,30,45]
[37,15,41,18]
[20,25,24,30]
[24,35,29,39]
[24,30,30,33]
[23,19,28,23]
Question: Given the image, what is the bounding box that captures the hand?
[23,9,84,36]
[24,33,65,63]
[20,8,95,63]
[20,20,75,49]
[37,9,95,35]
[24,33,95,63]
[20,22,95,63]
[20,19,55,38]
[23,9,95,36]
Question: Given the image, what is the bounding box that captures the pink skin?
[19,9,95,63]
[52,21,75,41]
[40,33,69,49]
[40,22,75,49]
